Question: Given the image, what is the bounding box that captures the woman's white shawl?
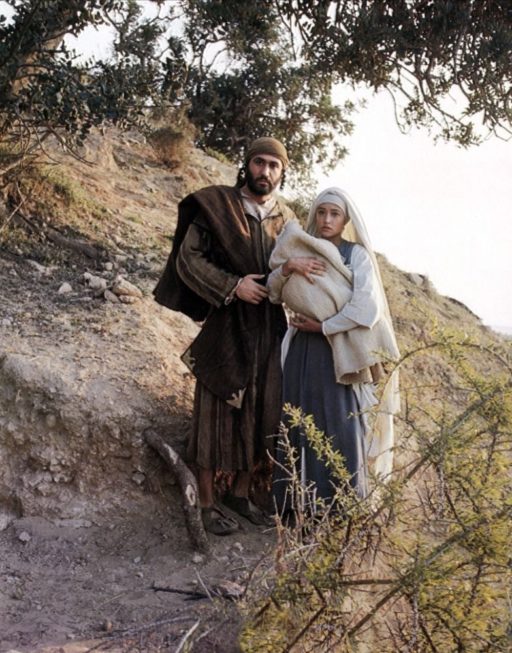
[268,188,400,478]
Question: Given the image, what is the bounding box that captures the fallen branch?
[175,619,200,653]
[85,615,197,649]
[145,429,210,555]
[8,208,104,260]
[45,224,103,259]
[151,582,207,600]
[152,579,245,602]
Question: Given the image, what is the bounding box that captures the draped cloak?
[153,185,293,471]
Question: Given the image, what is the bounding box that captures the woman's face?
[315,202,346,245]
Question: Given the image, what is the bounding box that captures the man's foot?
[223,494,274,527]
[201,505,239,536]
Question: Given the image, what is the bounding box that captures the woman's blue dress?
[273,241,368,512]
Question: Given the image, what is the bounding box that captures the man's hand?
[235,274,269,304]
[290,313,322,333]
[282,257,326,284]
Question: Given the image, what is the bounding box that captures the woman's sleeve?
[176,222,240,307]
[322,245,381,335]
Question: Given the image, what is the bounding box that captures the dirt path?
[1,509,274,652]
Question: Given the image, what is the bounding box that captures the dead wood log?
[10,210,103,259]
[151,583,207,600]
[145,429,210,556]
[45,224,102,259]
[152,580,244,601]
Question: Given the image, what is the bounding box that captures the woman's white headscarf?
[307,187,369,247]
[307,187,401,479]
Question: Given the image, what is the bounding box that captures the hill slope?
[0,128,508,651]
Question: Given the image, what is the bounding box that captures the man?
[153,137,295,534]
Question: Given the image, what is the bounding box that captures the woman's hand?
[282,257,326,284]
[290,313,323,332]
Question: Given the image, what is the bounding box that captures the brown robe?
[154,185,294,471]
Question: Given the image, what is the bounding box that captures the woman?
[268,187,400,514]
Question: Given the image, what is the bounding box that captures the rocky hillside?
[0,128,508,652]
[0,129,239,522]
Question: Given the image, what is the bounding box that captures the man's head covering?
[245,137,289,169]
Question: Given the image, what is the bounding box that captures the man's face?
[246,154,284,197]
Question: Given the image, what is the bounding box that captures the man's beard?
[245,167,281,196]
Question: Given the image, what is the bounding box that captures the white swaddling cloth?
[268,221,399,383]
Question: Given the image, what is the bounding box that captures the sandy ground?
[1,506,275,652]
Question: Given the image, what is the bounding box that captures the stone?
[28,260,52,275]
[45,413,57,428]
[192,553,205,565]
[82,272,107,291]
[408,272,425,287]
[18,531,31,543]
[112,276,143,298]
[58,282,73,294]
[215,580,244,599]
[0,511,15,532]
[103,262,114,271]
[132,472,145,485]
[119,294,138,304]
[36,482,53,496]
[104,289,121,303]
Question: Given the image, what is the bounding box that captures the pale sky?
[318,92,512,330]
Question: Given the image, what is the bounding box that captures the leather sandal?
[222,494,274,527]
[201,505,239,536]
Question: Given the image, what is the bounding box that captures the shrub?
[240,333,512,652]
